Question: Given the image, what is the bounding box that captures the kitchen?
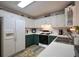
[0,1,79,57]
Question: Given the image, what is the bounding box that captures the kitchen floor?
[13,45,45,57]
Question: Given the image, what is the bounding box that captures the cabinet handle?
[6,38,14,40]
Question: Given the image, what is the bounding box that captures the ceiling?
[0,1,71,19]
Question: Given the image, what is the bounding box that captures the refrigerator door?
[2,17,16,57]
[15,19,25,53]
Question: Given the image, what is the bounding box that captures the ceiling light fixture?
[17,0,55,8]
[18,1,33,8]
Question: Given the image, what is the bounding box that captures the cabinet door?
[75,2,79,26]
[65,6,73,27]
[3,17,16,57]
[49,15,56,27]
[15,19,25,52]
[25,35,34,47]
[35,19,44,28]
[74,37,79,45]
[33,34,39,45]
[35,16,54,28]
[25,19,35,28]
[72,6,77,26]
[34,19,41,28]
[48,36,57,44]
[55,14,65,27]
[25,35,31,47]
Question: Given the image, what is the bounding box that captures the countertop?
[74,45,79,57]
[25,33,78,57]
[25,33,40,35]
[38,42,75,57]
[25,33,69,38]
[25,33,79,57]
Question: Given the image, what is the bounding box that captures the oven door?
[39,35,48,45]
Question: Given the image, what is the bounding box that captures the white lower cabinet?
[55,14,65,27]
[74,36,79,45]
[65,4,78,26]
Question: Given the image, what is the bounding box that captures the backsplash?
[25,27,69,35]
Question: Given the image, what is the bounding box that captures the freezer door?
[15,19,25,53]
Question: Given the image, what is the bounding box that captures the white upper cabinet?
[34,14,65,28]
[34,15,56,28]
[55,14,65,27]
[65,5,74,27]
[25,18,35,28]
[65,3,78,26]
[72,6,77,26]
[56,2,79,27]
[75,2,79,26]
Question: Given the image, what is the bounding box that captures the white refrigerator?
[0,17,25,57]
